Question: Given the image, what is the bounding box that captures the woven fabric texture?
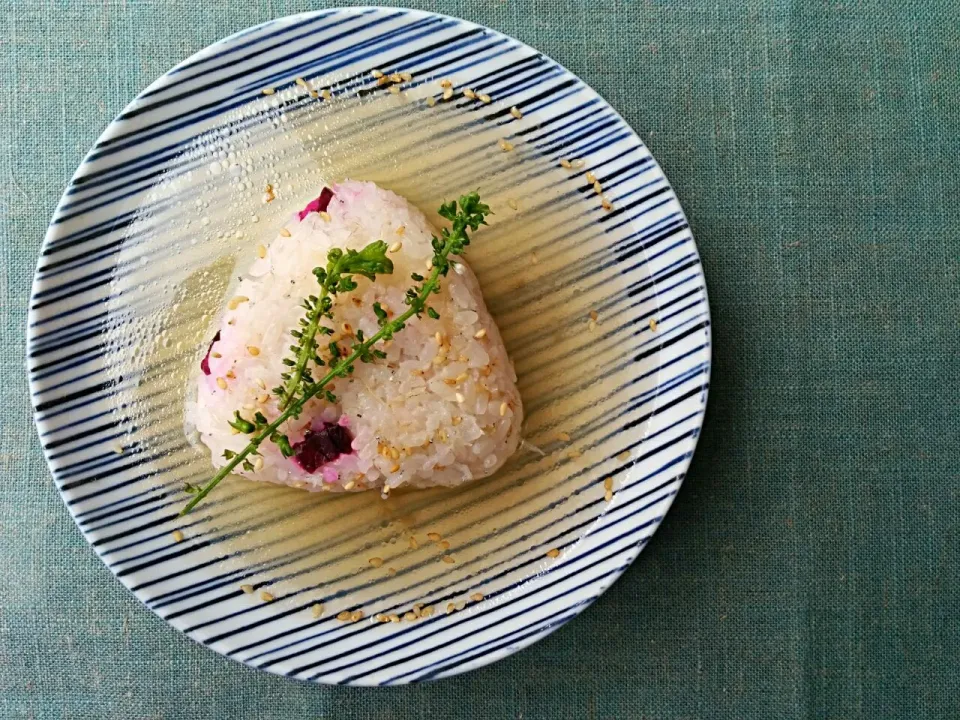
[1,1,958,718]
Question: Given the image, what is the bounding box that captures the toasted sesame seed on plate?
[112,443,124,454]
[589,310,599,321]
[585,171,597,184]
[442,86,453,100]
[171,529,184,543]
[605,488,614,503]
[593,181,603,195]
[604,476,614,491]
[617,450,631,461]
[371,69,385,79]
[649,318,658,332]
[261,87,275,95]
[478,93,491,104]
[427,532,442,542]
[507,198,518,210]
[559,158,572,169]
[463,88,476,99]
[260,591,275,602]
[470,592,484,602]
[400,71,413,82]
[369,557,384,568]
[499,401,509,417]
[321,88,332,100]
[510,106,523,119]
[337,610,352,621]
[425,96,436,107]
[388,84,400,95]
[351,610,364,622]
[439,78,452,88]
[442,555,456,564]
[240,584,254,594]
[498,138,514,152]
[343,480,355,490]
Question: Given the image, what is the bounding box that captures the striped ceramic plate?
[28,8,710,685]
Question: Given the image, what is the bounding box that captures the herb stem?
[277,257,341,410]
[180,237,457,516]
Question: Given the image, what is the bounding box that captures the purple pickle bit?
[292,423,354,473]
[200,331,221,376]
[297,186,334,221]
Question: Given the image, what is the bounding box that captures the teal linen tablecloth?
[2,1,958,718]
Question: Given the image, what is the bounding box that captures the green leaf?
[427,307,440,319]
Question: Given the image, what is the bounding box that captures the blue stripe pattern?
[27,9,710,685]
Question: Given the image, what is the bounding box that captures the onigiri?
[190,180,522,493]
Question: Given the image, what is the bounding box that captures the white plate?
[28,8,711,685]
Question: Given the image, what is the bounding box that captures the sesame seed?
[427,532,442,542]
[601,196,613,210]
[446,603,456,614]
[389,73,402,83]
[309,604,323,618]
[558,431,572,442]
[649,318,658,332]
[225,370,236,379]
[260,591,275,602]
[321,88,332,100]
[530,253,539,264]
[390,614,401,623]
[605,488,614,503]
[255,378,266,389]
[500,401,509,416]
[470,592,484,602]
[371,69,384,79]
[279,228,292,237]
[388,84,400,95]
[400,72,413,82]
[295,77,308,88]
[211,352,222,359]
[593,181,603,195]
[257,244,267,258]
[455,392,465,403]
[560,158,572,169]
[440,78,452,88]
[341,322,353,335]
[310,90,319,98]
[253,456,264,471]
[507,198,518,210]
[409,536,419,550]
[442,86,453,100]
[388,567,397,576]
[351,610,364,622]
[510,106,523,119]
[474,328,487,339]
[456,372,468,383]
[227,295,249,310]
[377,76,390,86]
[216,377,227,390]
[498,138,514,152]
[112,443,124,455]
[257,394,269,404]
[426,258,433,270]
[425,96,436,107]
[572,159,586,169]
[588,319,597,332]
[241,584,254,594]
[421,605,435,617]
[369,557,384,568]
[589,310,599,321]
[452,416,462,426]
[247,345,260,356]
[463,88,476,99]
[567,449,582,459]
[389,240,402,253]
[337,610,352,621]
[585,171,597,183]
[319,211,331,222]
[604,476,614,491]
[442,555,455,564]
[390,463,400,473]
[172,530,184,543]
[435,331,444,344]
[404,611,418,622]
[396,225,406,236]
[478,93,492,104]
[376,613,389,623]
[262,87,275,95]
[546,548,560,558]
[343,481,355,490]
[617,450,631,461]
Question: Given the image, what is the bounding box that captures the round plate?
[28,8,710,685]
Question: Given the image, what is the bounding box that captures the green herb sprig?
[181,192,489,515]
